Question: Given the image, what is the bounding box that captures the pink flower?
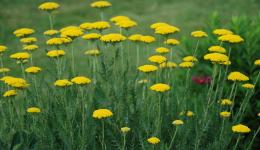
[192,76,211,85]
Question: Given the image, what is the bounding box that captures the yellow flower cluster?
[191,30,208,38]
[172,120,184,126]
[90,1,112,8]
[92,109,113,119]
[71,76,92,85]
[20,37,37,44]
[92,21,111,30]
[218,34,244,43]
[3,90,17,97]
[156,47,169,54]
[138,65,158,73]
[254,59,260,66]
[10,52,30,60]
[13,28,35,37]
[164,38,180,46]
[1,76,29,88]
[47,50,65,58]
[220,111,231,118]
[213,29,233,36]
[60,26,83,38]
[0,68,10,73]
[232,124,251,133]
[27,107,41,113]
[242,83,254,89]
[148,55,167,64]
[23,45,39,51]
[147,137,160,144]
[115,19,137,29]
[44,29,59,36]
[153,23,180,35]
[204,53,229,63]
[110,16,130,23]
[208,46,226,53]
[179,62,194,68]
[54,79,73,87]
[183,56,198,62]
[227,71,249,82]
[0,45,7,53]
[150,83,170,92]
[25,66,42,74]
[85,49,100,56]
[128,34,142,42]
[47,37,72,45]
[220,99,233,106]
[120,127,131,133]
[160,62,177,68]
[82,33,101,40]
[100,33,126,43]
[140,35,156,43]
[38,2,60,11]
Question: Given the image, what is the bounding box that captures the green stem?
[246,127,260,150]
[48,13,53,29]
[233,135,241,150]
[168,128,178,150]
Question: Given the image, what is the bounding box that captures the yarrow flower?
[220,111,231,118]
[172,120,184,126]
[38,2,60,11]
[46,37,72,45]
[0,68,10,73]
[92,109,113,119]
[23,45,38,51]
[90,1,112,8]
[148,55,167,64]
[155,25,180,35]
[160,62,177,68]
[85,49,100,56]
[128,34,143,42]
[10,52,30,60]
[60,27,83,38]
[213,29,233,36]
[47,50,65,58]
[208,46,226,53]
[13,28,35,37]
[115,19,137,29]
[3,90,17,97]
[110,16,130,23]
[220,99,233,106]
[156,47,169,54]
[179,62,194,68]
[254,59,260,66]
[164,38,180,45]
[138,65,158,73]
[232,124,251,133]
[218,34,244,43]
[91,21,110,30]
[227,71,249,82]
[204,53,229,63]
[27,107,41,113]
[191,30,208,38]
[140,35,155,43]
[54,79,73,87]
[150,83,170,92]
[183,56,198,62]
[186,111,194,117]
[71,76,91,85]
[82,33,101,40]
[147,137,160,144]
[120,127,131,133]
[25,66,42,74]
[150,22,170,29]
[20,37,37,44]
[43,29,59,36]
[100,33,126,44]
[0,45,7,53]
[242,83,254,89]
[1,76,29,88]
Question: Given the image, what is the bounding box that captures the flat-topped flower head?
[0,45,7,53]
[150,83,170,92]
[121,127,131,133]
[54,79,73,87]
[227,71,249,82]
[27,107,41,113]
[110,16,130,23]
[43,29,59,36]
[115,19,137,29]
[208,46,226,53]
[46,37,72,45]
[213,29,233,36]
[38,2,60,11]
[172,120,184,126]
[164,38,180,46]
[191,30,207,38]
[47,50,65,58]
[91,1,112,8]
[183,56,198,62]
[92,21,110,30]
[204,53,229,63]
[140,35,155,43]
[23,45,38,51]
[3,90,17,97]
[179,62,194,68]
[20,37,37,44]
[242,83,254,89]
[60,27,83,38]
[0,68,10,73]
[156,47,169,54]
[186,111,194,117]
[150,22,169,29]
[220,111,231,118]
[92,109,113,119]
[3,77,29,89]
[160,62,177,69]
[218,34,244,43]
[13,28,35,38]
[147,137,160,144]
[128,34,143,42]
[79,22,93,30]
[254,59,260,66]
[10,52,30,60]
[85,49,100,56]
[138,65,158,73]
[155,25,180,35]
[71,76,91,85]
[148,55,167,64]
[232,124,251,133]
[25,66,42,74]
[82,33,101,40]
[219,99,233,106]
[100,33,126,44]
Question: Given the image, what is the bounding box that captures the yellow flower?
[10,52,30,60]
[128,34,143,42]
[138,65,158,73]
[92,109,113,119]
[27,107,41,113]
[213,29,233,36]
[208,46,226,53]
[115,19,137,29]
[156,47,169,54]
[3,77,29,88]
[85,49,100,56]
[60,27,83,38]
[218,34,244,43]
[220,111,231,118]
[92,21,110,30]
[186,111,194,117]
[138,79,149,84]
[232,124,251,133]
[25,66,42,74]
[254,59,260,66]
[0,45,7,53]
[191,30,208,38]
[54,79,73,87]
[38,2,60,11]
[220,99,233,106]
[179,62,194,68]
[13,28,35,37]
[183,56,198,62]
[150,83,170,92]
[242,83,254,89]
[90,1,112,8]
[164,39,180,46]
[47,50,65,58]
[150,22,169,29]
[110,16,130,23]
[148,55,167,64]
[147,137,160,144]
[121,127,131,133]
[82,33,101,40]
[155,25,180,35]
[23,45,38,51]
[46,37,72,45]
[3,90,17,97]
[0,67,10,73]
[257,113,260,117]
[172,120,184,126]
[204,53,229,63]
[159,62,177,68]
[43,29,59,36]
[20,37,37,44]
[100,33,126,43]
[79,22,93,30]
[140,35,155,43]
[71,76,91,85]
[227,71,249,82]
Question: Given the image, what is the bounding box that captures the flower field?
[0,0,260,150]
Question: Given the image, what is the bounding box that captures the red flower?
[192,76,211,85]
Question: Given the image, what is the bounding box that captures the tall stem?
[233,135,241,150]
[48,13,53,29]
[168,128,178,150]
